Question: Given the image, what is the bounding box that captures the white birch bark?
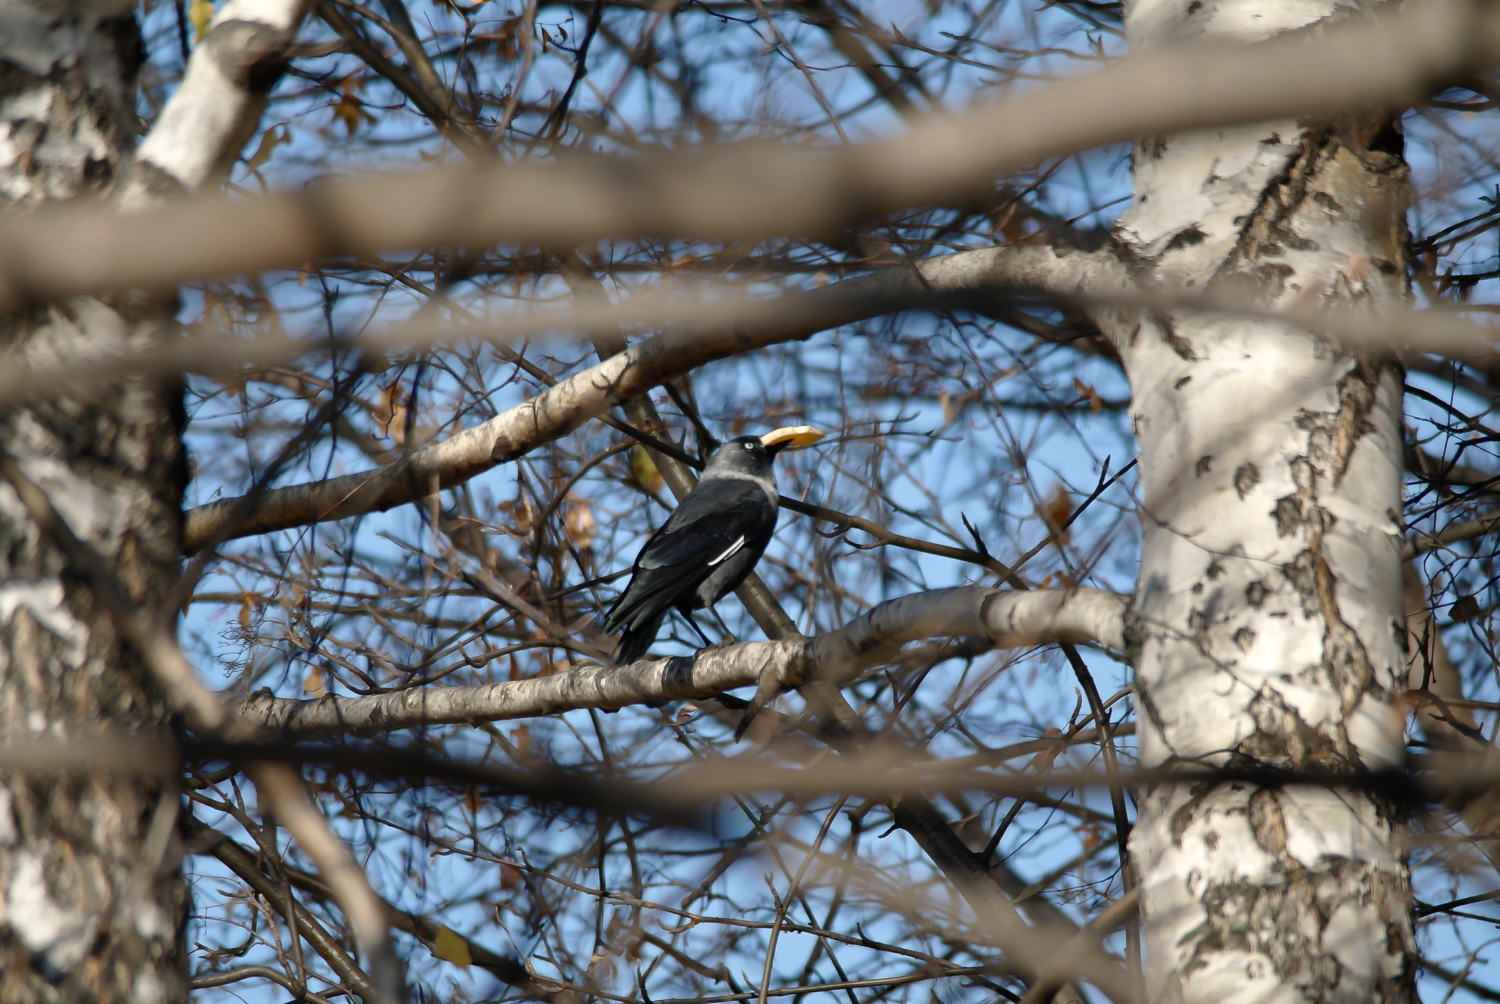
[120,0,306,208]
[0,1,189,1000]
[1102,2,1417,1002]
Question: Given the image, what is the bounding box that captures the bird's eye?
[744,442,754,450]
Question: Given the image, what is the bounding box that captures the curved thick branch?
[123,0,308,208]
[230,586,1128,739]
[182,244,1119,550]
[1,0,1492,307]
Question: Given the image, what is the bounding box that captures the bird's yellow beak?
[760,426,827,450]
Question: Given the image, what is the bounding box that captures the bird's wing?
[635,479,776,571]
[603,480,777,634]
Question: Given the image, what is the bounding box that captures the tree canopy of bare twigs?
[5,0,1500,1003]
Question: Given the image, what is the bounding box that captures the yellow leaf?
[432,926,472,968]
[189,0,215,41]
[303,664,326,697]
[629,445,662,494]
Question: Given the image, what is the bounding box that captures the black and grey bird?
[603,427,822,664]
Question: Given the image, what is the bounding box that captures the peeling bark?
[0,1,188,999]
[1103,2,1418,1002]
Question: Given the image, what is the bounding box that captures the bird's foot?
[699,633,740,652]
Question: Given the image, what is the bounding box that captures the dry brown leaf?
[1029,727,1065,769]
[564,499,596,547]
[303,664,326,697]
[372,381,408,444]
[331,76,374,135]
[244,123,290,172]
[1039,485,1073,545]
[1073,376,1102,413]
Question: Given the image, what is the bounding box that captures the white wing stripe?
[708,535,746,566]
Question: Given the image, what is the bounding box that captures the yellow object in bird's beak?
[760,426,827,450]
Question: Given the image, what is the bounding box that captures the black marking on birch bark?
[1133,675,1168,734]
[1311,189,1343,215]
[1242,687,1344,767]
[1163,226,1207,252]
[1121,605,1144,665]
[1152,312,1197,361]
[1247,788,1287,855]
[1166,780,1222,844]
[1272,457,1321,539]
[127,160,188,202]
[198,20,294,92]
[1102,233,1198,355]
[1268,361,1389,766]
[1212,127,1334,288]
[1295,358,1380,488]
[1138,135,1169,162]
[1176,856,1413,1000]
[1233,462,1260,500]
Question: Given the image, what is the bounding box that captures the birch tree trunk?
[1107,1,1416,1001]
[0,1,189,1000]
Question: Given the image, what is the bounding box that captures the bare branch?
[182,244,1110,550]
[231,586,1128,739]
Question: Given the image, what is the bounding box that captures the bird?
[602,426,824,664]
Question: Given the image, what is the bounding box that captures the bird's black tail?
[614,612,665,665]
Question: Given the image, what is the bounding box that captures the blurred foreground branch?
[0,0,1493,308]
